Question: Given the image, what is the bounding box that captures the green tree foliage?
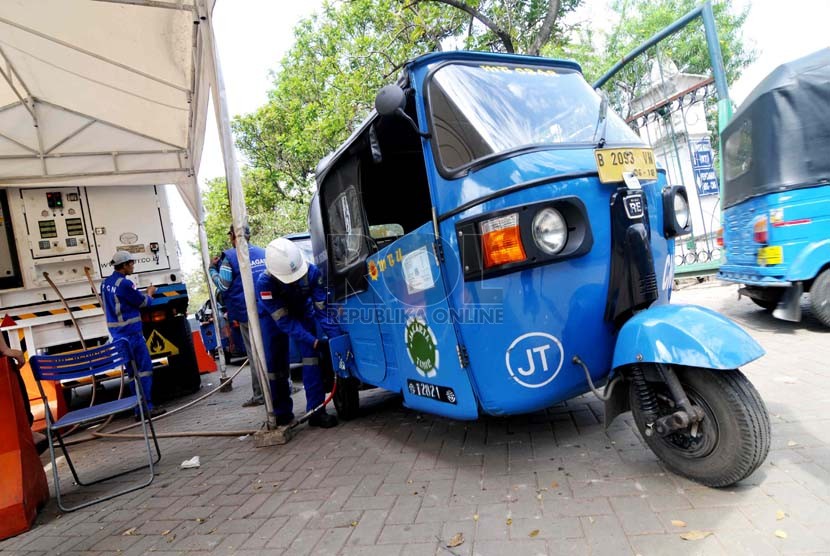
[232,0,582,196]
[561,0,754,119]
[183,268,209,314]
[601,0,753,86]
[198,171,308,257]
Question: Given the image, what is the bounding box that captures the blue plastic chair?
[30,339,161,512]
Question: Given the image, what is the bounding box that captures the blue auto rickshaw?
[313,51,770,487]
[719,48,830,327]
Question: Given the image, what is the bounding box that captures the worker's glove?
[315,338,329,354]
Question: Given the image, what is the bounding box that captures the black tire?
[630,365,770,487]
[750,297,778,312]
[333,377,360,421]
[809,269,830,327]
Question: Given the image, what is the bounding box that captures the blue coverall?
[255,263,341,419]
[101,271,154,410]
[209,246,267,400]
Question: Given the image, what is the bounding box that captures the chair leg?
[145,413,162,465]
[52,428,83,486]
[46,427,70,513]
[47,414,160,512]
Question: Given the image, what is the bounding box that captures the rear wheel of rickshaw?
[809,269,830,327]
[630,365,770,487]
[750,297,779,312]
[333,376,360,420]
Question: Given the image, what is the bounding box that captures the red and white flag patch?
[259,291,273,300]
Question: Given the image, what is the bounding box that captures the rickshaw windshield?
[427,62,643,173]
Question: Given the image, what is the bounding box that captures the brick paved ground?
[2,281,829,555]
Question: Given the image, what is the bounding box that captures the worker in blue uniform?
[256,237,340,428]
[210,225,267,407]
[101,251,166,420]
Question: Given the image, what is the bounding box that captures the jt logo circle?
[505,332,564,388]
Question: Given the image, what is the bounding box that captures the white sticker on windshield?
[403,246,435,295]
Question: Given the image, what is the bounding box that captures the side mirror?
[373,85,431,139]
[375,85,406,116]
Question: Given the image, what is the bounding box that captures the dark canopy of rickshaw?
[722,48,830,208]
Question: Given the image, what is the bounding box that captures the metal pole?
[700,1,728,101]
[195,189,227,382]
[700,0,733,202]
[202,4,276,428]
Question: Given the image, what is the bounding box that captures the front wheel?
[630,366,770,487]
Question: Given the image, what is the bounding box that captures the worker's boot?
[308,409,338,428]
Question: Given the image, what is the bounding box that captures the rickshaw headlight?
[532,208,568,255]
[673,192,690,230]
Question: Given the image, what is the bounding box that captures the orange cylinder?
[0,357,49,540]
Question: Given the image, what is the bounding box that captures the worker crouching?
[256,238,340,428]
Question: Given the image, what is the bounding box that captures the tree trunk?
[415,0,515,53]
[529,0,561,56]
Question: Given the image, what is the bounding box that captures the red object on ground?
[0,357,49,540]
[193,331,216,374]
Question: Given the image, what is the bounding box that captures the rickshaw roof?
[314,51,583,186]
[722,48,830,208]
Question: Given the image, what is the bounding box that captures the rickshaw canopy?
[722,48,830,209]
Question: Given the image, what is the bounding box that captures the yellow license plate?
[594,148,658,183]
[757,245,783,266]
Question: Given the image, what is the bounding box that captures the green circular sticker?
[405,316,439,378]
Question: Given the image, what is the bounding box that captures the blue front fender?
[612,304,765,370]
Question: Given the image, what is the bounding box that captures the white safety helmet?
[111,250,134,266]
[265,237,308,284]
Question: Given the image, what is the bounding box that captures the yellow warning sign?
[146,329,179,357]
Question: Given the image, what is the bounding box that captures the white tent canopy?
[0,0,211,218]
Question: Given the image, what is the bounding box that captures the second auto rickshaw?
[719,48,830,327]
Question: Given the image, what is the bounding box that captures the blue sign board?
[690,138,719,197]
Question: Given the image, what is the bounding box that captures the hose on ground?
[101,373,342,440]
[64,361,340,443]
[63,359,251,445]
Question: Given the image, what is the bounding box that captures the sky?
[173,0,830,272]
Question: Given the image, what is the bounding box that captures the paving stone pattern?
[2,282,829,555]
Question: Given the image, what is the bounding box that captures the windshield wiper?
[593,89,609,148]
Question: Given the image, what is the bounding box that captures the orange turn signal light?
[480,213,527,269]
